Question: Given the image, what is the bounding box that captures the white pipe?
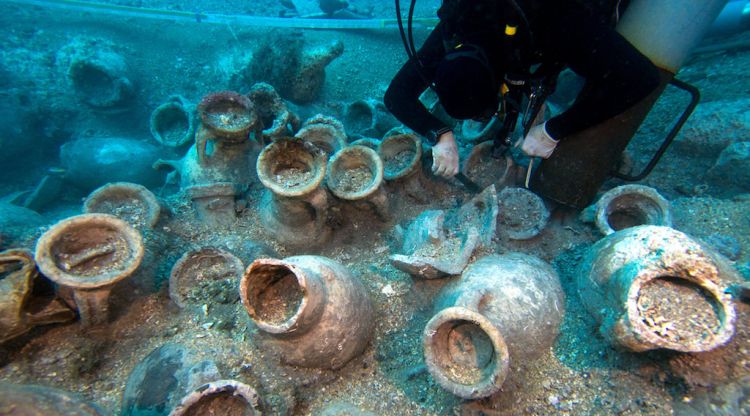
[4,0,439,30]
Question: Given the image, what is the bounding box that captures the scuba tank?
[529,0,726,208]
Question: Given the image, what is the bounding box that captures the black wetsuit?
[384,0,660,143]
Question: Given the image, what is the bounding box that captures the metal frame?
[612,78,701,181]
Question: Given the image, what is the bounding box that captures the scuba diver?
[384,0,661,182]
[279,0,373,19]
[317,0,374,19]
[319,0,351,14]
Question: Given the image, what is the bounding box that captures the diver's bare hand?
[431,131,459,178]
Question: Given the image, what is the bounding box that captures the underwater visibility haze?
[0,0,750,414]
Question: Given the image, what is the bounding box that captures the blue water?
[0,1,749,415]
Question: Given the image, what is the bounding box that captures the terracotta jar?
[35,214,144,327]
[577,225,738,352]
[256,137,331,248]
[240,255,373,369]
[424,253,564,399]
